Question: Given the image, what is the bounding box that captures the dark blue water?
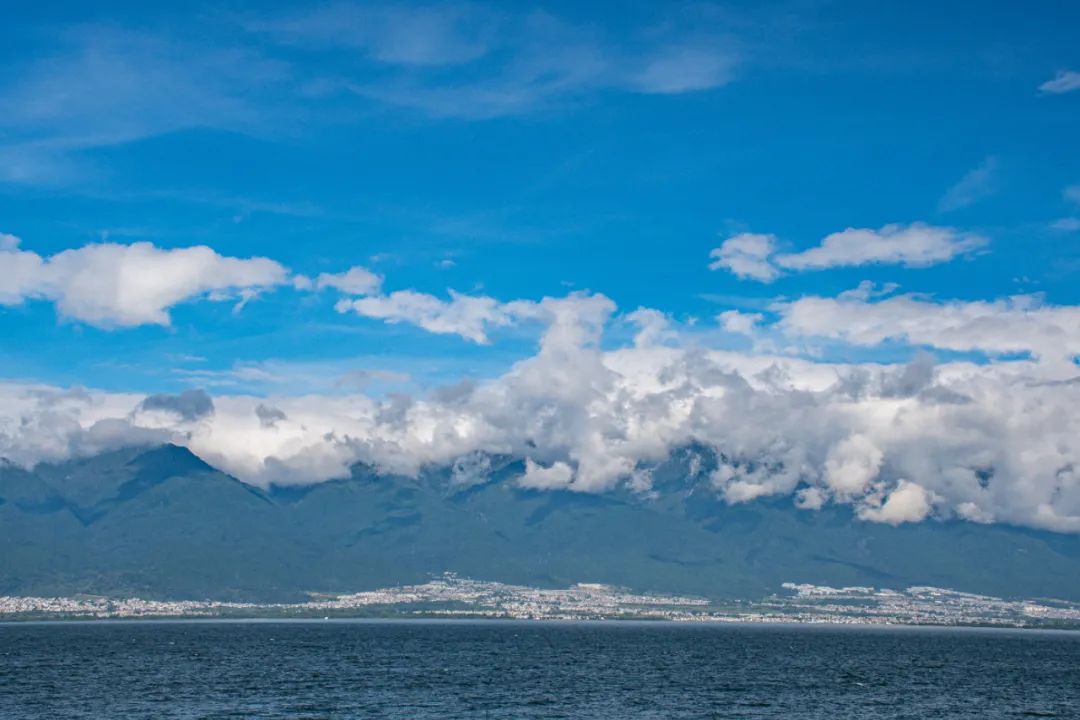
[1,621,1078,719]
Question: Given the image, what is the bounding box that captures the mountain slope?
[1,445,1079,602]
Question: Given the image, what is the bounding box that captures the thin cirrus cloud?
[708,223,986,282]
[0,6,740,184]
[938,157,999,213]
[0,26,290,185]
[1051,185,1080,231]
[245,2,500,66]
[249,4,739,119]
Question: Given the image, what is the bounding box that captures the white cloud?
[824,434,885,499]
[335,289,521,343]
[4,230,1080,535]
[777,287,1080,370]
[315,266,383,295]
[938,157,998,212]
[708,233,780,282]
[5,286,1080,534]
[709,224,984,282]
[332,285,616,347]
[774,223,985,271]
[626,308,676,347]
[0,240,290,327]
[718,310,763,335]
[1039,70,1080,95]
[519,458,575,489]
[1065,185,1080,205]
[1051,218,1080,232]
[631,45,736,94]
[858,480,934,525]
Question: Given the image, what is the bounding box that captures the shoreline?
[3,614,1080,633]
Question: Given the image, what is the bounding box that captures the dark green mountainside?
[2,444,1078,602]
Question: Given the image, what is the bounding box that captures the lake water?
[1,620,1078,718]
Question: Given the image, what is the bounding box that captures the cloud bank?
[4,287,1080,534]
[2,223,1079,535]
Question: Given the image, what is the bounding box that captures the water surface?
[1,620,1078,718]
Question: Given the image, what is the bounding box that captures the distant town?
[2,575,1079,628]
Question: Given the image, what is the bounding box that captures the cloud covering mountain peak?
[3,287,1080,534]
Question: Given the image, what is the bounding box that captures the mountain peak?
[128,443,214,475]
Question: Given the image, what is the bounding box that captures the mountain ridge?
[2,444,1079,603]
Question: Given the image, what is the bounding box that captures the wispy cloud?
[938,157,999,213]
[0,6,741,184]
[247,2,499,66]
[0,26,290,184]
[252,4,739,119]
[709,223,986,283]
[1039,69,1080,94]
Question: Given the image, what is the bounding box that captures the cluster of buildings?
[765,583,1080,626]
[2,575,1079,627]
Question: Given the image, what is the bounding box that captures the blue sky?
[5,1,1080,531]
[2,0,1079,396]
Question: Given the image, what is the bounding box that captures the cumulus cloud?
[775,224,985,272]
[4,285,1080,535]
[255,403,287,428]
[776,285,1080,370]
[0,239,290,327]
[315,266,382,295]
[332,286,617,346]
[823,434,885,499]
[0,384,167,467]
[709,224,983,282]
[718,310,764,335]
[520,458,575,489]
[138,389,215,421]
[858,480,934,525]
[1039,70,1080,95]
[708,233,779,282]
[335,289,520,343]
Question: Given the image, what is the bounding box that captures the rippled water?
[1,620,1078,718]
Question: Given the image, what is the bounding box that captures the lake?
[1,620,1078,718]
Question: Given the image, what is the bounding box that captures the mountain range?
[2,443,1079,603]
